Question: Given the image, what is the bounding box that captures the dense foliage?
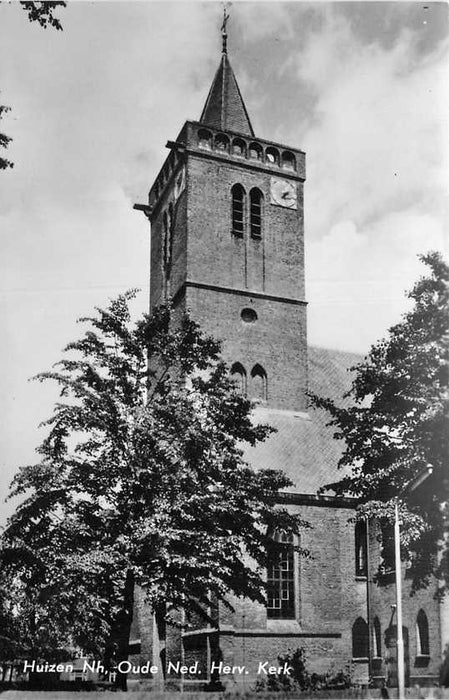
[312,252,449,589]
[255,647,352,693]
[20,1,66,30]
[1,293,306,670]
[0,104,13,170]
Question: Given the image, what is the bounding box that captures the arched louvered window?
[282,151,296,171]
[265,146,280,166]
[230,362,246,395]
[416,610,429,656]
[373,617,382,658]
[198,128,212,149]
[250,364,267,402]
[352,617,369,659]
[231,184,245,237]
[232,138,246,157]
[215,133,230,152]
[266,531,295,619]
[355,520,367,577]
[250,188,263,239]
[249,142,262,161]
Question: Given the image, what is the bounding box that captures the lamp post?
[394,464,433,700]
[394,497,405,700]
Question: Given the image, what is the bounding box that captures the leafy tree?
[255,647,352,693]
[0,572,76,666]
[312,252,449,590]
[1,1,66,169]
[0,105,13,170]
[1,292,306,685]
[0,576,24,663]
[20,1,65,30]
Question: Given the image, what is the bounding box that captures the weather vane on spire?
[221,5,230,54]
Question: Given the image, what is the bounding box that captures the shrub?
[255,647,352,693]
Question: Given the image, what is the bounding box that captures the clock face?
[270,178,297,209]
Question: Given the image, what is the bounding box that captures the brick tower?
[141,28,307,412]
[132,19,443,692]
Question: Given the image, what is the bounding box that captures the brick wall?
[367,523,441,686]
[138,118,442,692]
[161,502,369,688]
[185,154,305,301]
[185,285,307,411]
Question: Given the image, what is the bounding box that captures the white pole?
[394,498,405,699]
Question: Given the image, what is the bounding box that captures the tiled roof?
[200,54,254,137]
[245,346,363,495]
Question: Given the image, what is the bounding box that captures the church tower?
[141,21,307,411]
[132,18,444,691]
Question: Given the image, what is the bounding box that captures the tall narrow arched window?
[250,364,267,402]
[352,617,369,659]
[267,531,295,619]
[230,362,246,395]
[380,520,395,573]
[416,610,429,656]
[231,184,245,237]
[373,617,382,658]
[166,203,174,273]
[162,210,170,298]
[163,211,169,268]
[250,188,263,239]
[355,520,367,577]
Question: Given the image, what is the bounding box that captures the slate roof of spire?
[200,53,255,137]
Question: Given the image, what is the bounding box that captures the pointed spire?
[199,10,254,137]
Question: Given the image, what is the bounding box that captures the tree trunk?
[113,569,134,691]
[151,605,167,690]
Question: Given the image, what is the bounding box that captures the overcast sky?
[0,1,448,524]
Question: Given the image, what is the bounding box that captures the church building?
[132,22,443,691]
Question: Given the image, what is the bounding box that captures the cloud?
[0,2,448,525]
[296,9,449,240]
[307,209,446,352]
[276,7,449,351]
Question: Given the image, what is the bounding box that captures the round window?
[241,308,258,323]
